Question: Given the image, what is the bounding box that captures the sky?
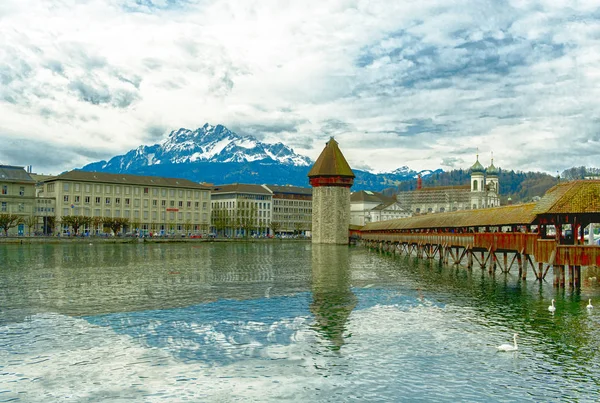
[1,0,600,175]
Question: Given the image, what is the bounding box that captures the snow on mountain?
[86,123,312,171]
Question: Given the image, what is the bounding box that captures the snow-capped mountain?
[85,123,311,172]
[80,123,441,191]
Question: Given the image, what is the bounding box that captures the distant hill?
[79,123,441,191]
[395,169,558,203]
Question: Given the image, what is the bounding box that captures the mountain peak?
[87,123,312,171]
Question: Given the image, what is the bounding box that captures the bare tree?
[236,202,258,238]
[24,215,38,236]
[61,215,93,235]
[103,217,130,235]
[270,221,282,236]
[0,214,24,236]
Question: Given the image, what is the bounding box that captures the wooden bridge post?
[467,248,473,270]
[480,251,485,269]
[560,265,566,288]
[503,252,508,273]
[488,250,496,274]
[574,265,580,288]
[568,265,575,288]
[521,254,527,280]
[538,262,544,280]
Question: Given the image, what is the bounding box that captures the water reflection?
[310,245,357,351]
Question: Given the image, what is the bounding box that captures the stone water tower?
[308,138,355,244]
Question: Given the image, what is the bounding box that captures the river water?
[1,242,599,402]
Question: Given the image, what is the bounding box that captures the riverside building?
[263,184,312,236]
[41,170,211,235]
[350,190,410,226]
[0,165,52,235]
[210,183,273,237]
[396,155,501,214]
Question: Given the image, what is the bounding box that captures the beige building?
[211,183,273,237]
[350,190,410,226]
[263,184,312,236]
[0,165,37,235]
[42,171,211,235]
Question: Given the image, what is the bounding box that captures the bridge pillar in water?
[308,138,355,245]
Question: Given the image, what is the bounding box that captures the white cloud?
[1,0,600,174]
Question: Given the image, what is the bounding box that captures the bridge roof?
[533,180,600,214]
[362,202,538,231]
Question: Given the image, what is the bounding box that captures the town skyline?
[2,0,599,175]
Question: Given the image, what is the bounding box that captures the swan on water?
[548,299,556,313]
[587,299,593,310]
[497,333,518,352]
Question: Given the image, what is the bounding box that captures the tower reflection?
[310,244,357,351]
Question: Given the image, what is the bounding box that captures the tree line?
[391,168,563,203]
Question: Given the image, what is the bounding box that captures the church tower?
[486,156,500,207]
[308,138,355,244]
[470,154,485,209]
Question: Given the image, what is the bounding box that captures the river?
[1,242,599,402]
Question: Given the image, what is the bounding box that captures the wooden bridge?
[358,180,600,288]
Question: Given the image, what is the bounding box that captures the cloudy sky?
[1,0,599,175]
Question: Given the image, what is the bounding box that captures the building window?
[153,200,158,206]
[153,188,158,196]
[1,202,6,211]
[85,196,90,204]
[95,197,101,204]
[115,198,121,205]
[115,186,121,195]
[105,185,112,193]
[161,200,166,207]
[74,183,80,192]
[63,183,69,192]
[125,198,130,205]
[170,200,175,207]
[95,185,101,192]
[85,184,91,192]
[178,201,183,207]
[143,199,148,208]
[63,195,69,202]
[2,185,8,195]
[74,196,80,203]
[19,186,25,196]
[144,187,149,194]
[105,197,111,205]
[187,201,191,208]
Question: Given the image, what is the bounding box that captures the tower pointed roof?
[470,155,485,174]
[308,137,355,178]
[487,160,499,176]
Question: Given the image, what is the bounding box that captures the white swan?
[497,333,518,352]
[587,299,593,310]
[548,299,556,313]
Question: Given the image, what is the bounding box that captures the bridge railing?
[555,245,600,266]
